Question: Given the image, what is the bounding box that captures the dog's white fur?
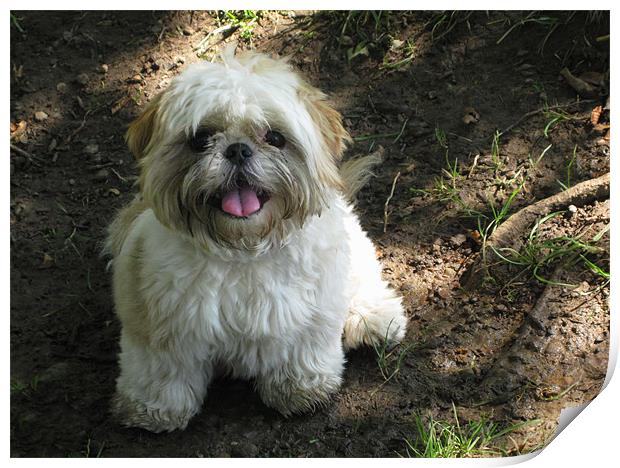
[106,48,407,432]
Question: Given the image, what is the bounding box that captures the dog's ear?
[299,83,351,191]
[299,84,351,162]
[125,93,163,160]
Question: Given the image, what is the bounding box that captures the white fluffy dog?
[106,48,407,433]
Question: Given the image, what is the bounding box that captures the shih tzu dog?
[105,47,407,433]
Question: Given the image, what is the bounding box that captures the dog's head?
[126,48,350,253]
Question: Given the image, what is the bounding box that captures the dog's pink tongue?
[221,187,261,217]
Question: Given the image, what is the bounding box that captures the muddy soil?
[10,11,610,457]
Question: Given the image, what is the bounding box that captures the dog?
[105,47,407,433]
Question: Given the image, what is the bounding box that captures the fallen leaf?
[41,253,54,269]
[10,120,27,139]
[592,123,610,132]
[469,230,482,244]
[590,105,602,125]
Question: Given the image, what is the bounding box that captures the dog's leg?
[112,331,211,433]
[342,217,408,351]
[256,332,344,416]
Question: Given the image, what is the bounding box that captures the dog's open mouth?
[209,182,270,218]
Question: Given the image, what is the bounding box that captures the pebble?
[100,63,109,73]
[427,90,437,100]
[69,178,75,185]
[56,82,67,93]
[437,287,451,299]
[84,144,99,155]
[76,73,89,85]
[450,233,467,246]
[129,74,144,84]
[568,205,578,215]
[93,168,109,182]
[34,111,48,122]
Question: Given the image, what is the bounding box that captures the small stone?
[108,188,121,196]
[128,74,144,84]
[76,73,89,86]
[34,111,48,122]
[93,169,109,182]
[450,233,467,246]
[427,90,438,100]
[48,138,57,152]
[444,267,456,277]
[437,287,451,299]
[56,82,67,93]
[84,144,99,155]
[100,63,109,73]
[69,178,75,185]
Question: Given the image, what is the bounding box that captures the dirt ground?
[10,11,610,457]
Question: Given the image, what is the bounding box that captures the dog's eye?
[188,130,213,152]
[265,130,286,148]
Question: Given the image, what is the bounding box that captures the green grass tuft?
[404,405,537,457]
[493,211,609,287]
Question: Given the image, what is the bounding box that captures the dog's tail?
[340,146,384,201]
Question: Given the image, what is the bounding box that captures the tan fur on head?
[116,49,368,256]
[126,93,164,160]
[298,83,351,192]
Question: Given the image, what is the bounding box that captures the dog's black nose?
[225,143,253,164]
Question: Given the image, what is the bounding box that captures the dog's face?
[126,50,350,253]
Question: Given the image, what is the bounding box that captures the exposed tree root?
[460,173,610,290]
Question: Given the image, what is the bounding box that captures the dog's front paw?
[344,298,408,351]
[257,372,342,417]
[111,392,198,433]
